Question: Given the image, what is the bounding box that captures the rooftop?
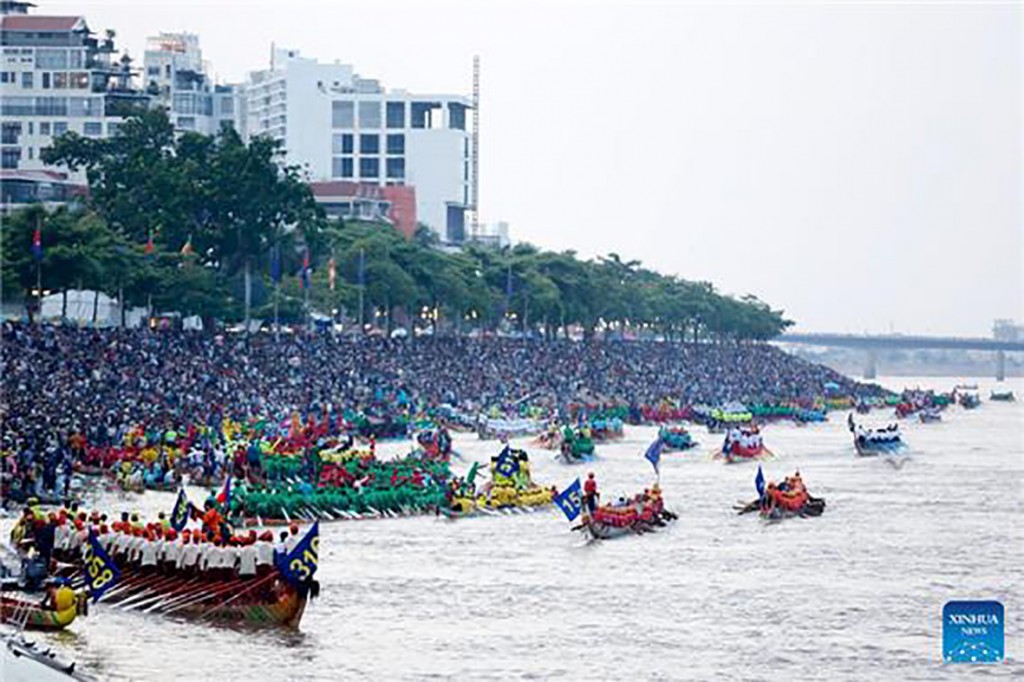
[0,14,84,31]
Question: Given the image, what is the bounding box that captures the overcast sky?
[45,0,1022,336]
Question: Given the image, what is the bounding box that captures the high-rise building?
[0,0,148,209]
[242,48,472,243]
[142,32,238,135]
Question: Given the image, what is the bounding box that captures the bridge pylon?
[864,349,877,380]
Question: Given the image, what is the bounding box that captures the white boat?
[2,628,89,681]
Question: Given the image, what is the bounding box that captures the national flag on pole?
[215,476,231,508]
[31,227,43,261]
[554,478,584,522]
[301,248,311,289]
[755,465,765,499]
[270,245,282,284]
[277,521,319,585]
[83,529,120,601]
[170,488,191,531]
[644,438,663,475]
[328,256,337,291]
[144,229,155,255]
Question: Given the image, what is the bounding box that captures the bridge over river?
[776,332,1024,379]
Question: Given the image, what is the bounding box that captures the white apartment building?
[142,31,237,135]
[243,48,473,243]
[0,0,148,207]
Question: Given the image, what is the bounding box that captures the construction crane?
[469,55,480,239]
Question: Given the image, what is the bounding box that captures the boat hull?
[0,595,81,631]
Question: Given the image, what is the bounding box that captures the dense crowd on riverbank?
[1,322,882,498]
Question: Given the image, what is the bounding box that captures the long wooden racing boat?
[88,566,309,628]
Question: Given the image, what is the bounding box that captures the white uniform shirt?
[180,542,200,569]
[238,545,257,576]
[139,539,158,566]
[255,541,274,567]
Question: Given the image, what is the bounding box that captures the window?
[83,121,102,136]
[0,97,33,116]
[27,122,33,134]
[27,147,33,160]
[107,122,120,136]
[35,49,68,69]
[21,71,32,88]
[69,72,88,89]
[448,103,467,130]
[1,123,21,145]
[386,101,405,128]
[68,50,83,69]
[36,97,67,116]
[359,157,379,178]
[411,102,436,129]
[0,72,12,83]
[1,148,21,169]
[173,93,195,114]
[331,101,354,128]
[358,101,381,128]
[386,158,405,179]
[53,122,67,136]
[177,117,195,131]
[386,134,405,155]
[41,72,50,89]
[39,122,50,135]
[53,72,68,89]
[67,97,99,117]
[331,157,354,178]
[332,133,353,155]
[359,134,379,154]
[147,66,160,77]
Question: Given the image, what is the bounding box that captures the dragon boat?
[85,566,310,628]
[735,471,826,521]
[589,418,624,442]
[848,416,905,457]
[718,426,770,463]
[572,487,676,540]
[658,425,697,452]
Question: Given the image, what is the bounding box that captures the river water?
[5,376,1022,680]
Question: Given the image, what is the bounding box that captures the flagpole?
[35,256,42,324]
[358,247,365,334]
[35,214,42,324]
[274,282,280,342]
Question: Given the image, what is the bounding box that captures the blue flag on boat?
[495,449,520,478]
[83,529,119,602]
[170,488,191,531]
[755,465,765,498]
[278,521,319,586]
[644,438,664,475]
[554,478,584,522]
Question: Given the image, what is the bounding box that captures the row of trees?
[1,109,792,341]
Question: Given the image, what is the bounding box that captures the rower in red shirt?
[583,472,599,513]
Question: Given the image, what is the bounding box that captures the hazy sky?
[44,0,1023,336]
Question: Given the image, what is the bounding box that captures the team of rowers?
[9,500,305,582]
